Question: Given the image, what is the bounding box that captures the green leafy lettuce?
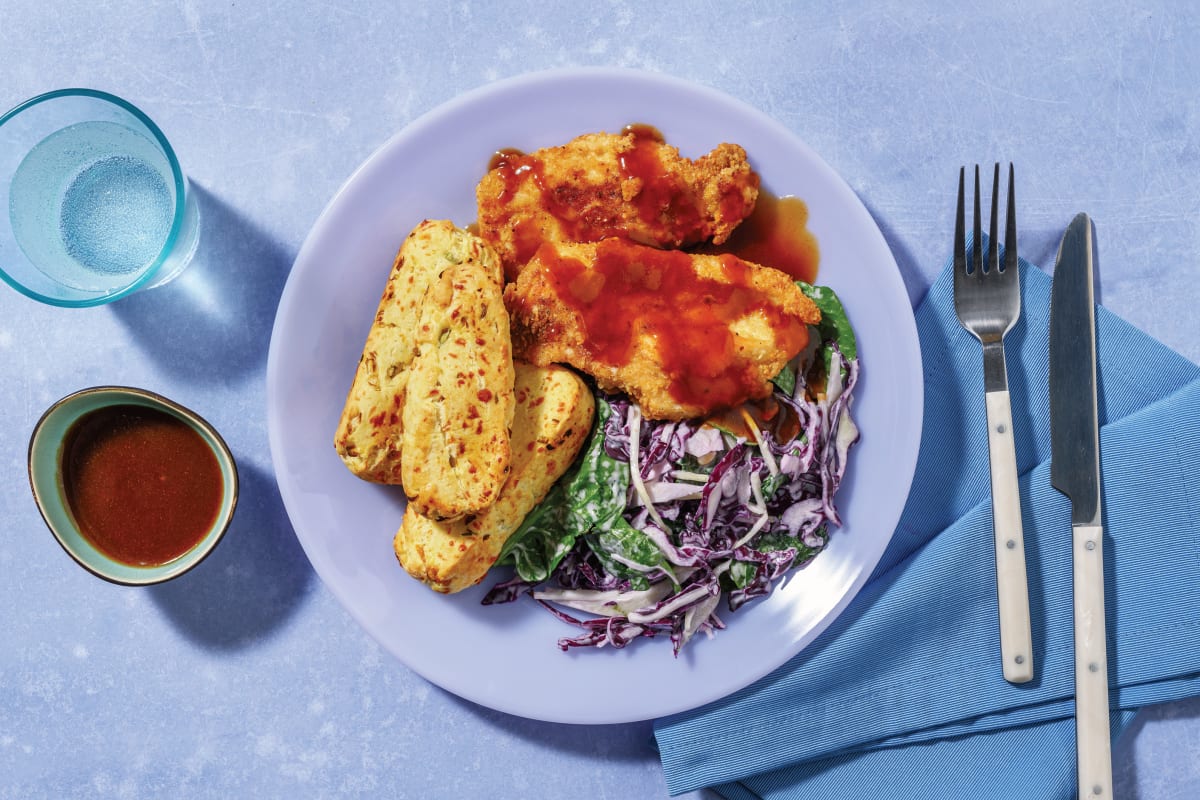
[497,395,670,586]
[799,281,856,365]
[771,282,856,394]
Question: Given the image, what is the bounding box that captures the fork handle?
[984,389,1034,683]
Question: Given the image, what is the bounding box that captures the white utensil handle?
[984,390,1034,683]
[1074,523,1113,798]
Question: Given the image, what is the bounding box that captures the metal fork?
[953,163,1034,684]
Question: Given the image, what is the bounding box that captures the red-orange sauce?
[487,127,679,234]
[488,147,591,268]
[698,191,819,283]
[619,122,665,142]
[62,405,223,566]
[487,130,818,285]
[484,124,754,272]
[487,147,532,204]
[617,124,704,236]
[531,238,809,410]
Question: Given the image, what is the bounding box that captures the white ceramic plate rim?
[266,67,923,724]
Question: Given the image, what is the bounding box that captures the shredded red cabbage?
[484,339,861,656]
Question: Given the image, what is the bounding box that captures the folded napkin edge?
[657,376,1200,778]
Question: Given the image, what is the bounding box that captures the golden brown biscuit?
[334,219,507,486]
[400,260,515,521]
[394,362,595,593]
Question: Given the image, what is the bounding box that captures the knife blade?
[1048,212,1112,799]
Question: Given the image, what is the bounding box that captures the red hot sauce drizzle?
[615,124,702,239]
[487,147,534,206]
[487,147,572,269]
[486,124,742,271]
[62,404,224,566]
[487,126,822,413]
[696,190,819,284]
[486,127,819,285]
[534,238,809,411]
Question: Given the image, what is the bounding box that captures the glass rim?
[0,88,190,307]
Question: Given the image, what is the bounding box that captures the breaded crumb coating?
[477,129,759,280]
[505,238,820,421]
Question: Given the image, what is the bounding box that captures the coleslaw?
[484,281,860,654]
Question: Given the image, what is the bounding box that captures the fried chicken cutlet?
[477,129,760,280]
[505,238,821,420]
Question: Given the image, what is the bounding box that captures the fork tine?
[972,165,983,276]
[988,163,1000,274]
[1004,163,1018,274]
[950,159,1031,685]
[954,167,966,275]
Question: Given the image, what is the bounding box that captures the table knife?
[1049,212,1112,799]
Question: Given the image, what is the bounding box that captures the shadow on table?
[443,691,724,797]
[110,183,293,384]
[442,689,658,761]
[860,199,925,306]
[149,459,315,649]
[1112,696,1200,800]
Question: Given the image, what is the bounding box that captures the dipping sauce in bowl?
[62,404,224,566]
[29,386,238,584]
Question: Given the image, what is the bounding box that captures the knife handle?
[1073,523,1113,799]
[984,390,1034,683]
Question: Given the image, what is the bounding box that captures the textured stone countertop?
[2,2,1197,798]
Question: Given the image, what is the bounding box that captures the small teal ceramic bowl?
[28,386,238,585]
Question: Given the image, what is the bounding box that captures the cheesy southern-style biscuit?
[400,260,515,521]
[334,220,508,492]
[394,362,595,593]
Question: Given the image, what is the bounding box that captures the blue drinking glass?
[0,89,200,307]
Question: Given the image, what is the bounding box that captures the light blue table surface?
[3,2,1198,798]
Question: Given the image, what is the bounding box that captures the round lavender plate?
[266,67,922,724]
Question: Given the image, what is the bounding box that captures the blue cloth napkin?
[654,249,1200,798]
